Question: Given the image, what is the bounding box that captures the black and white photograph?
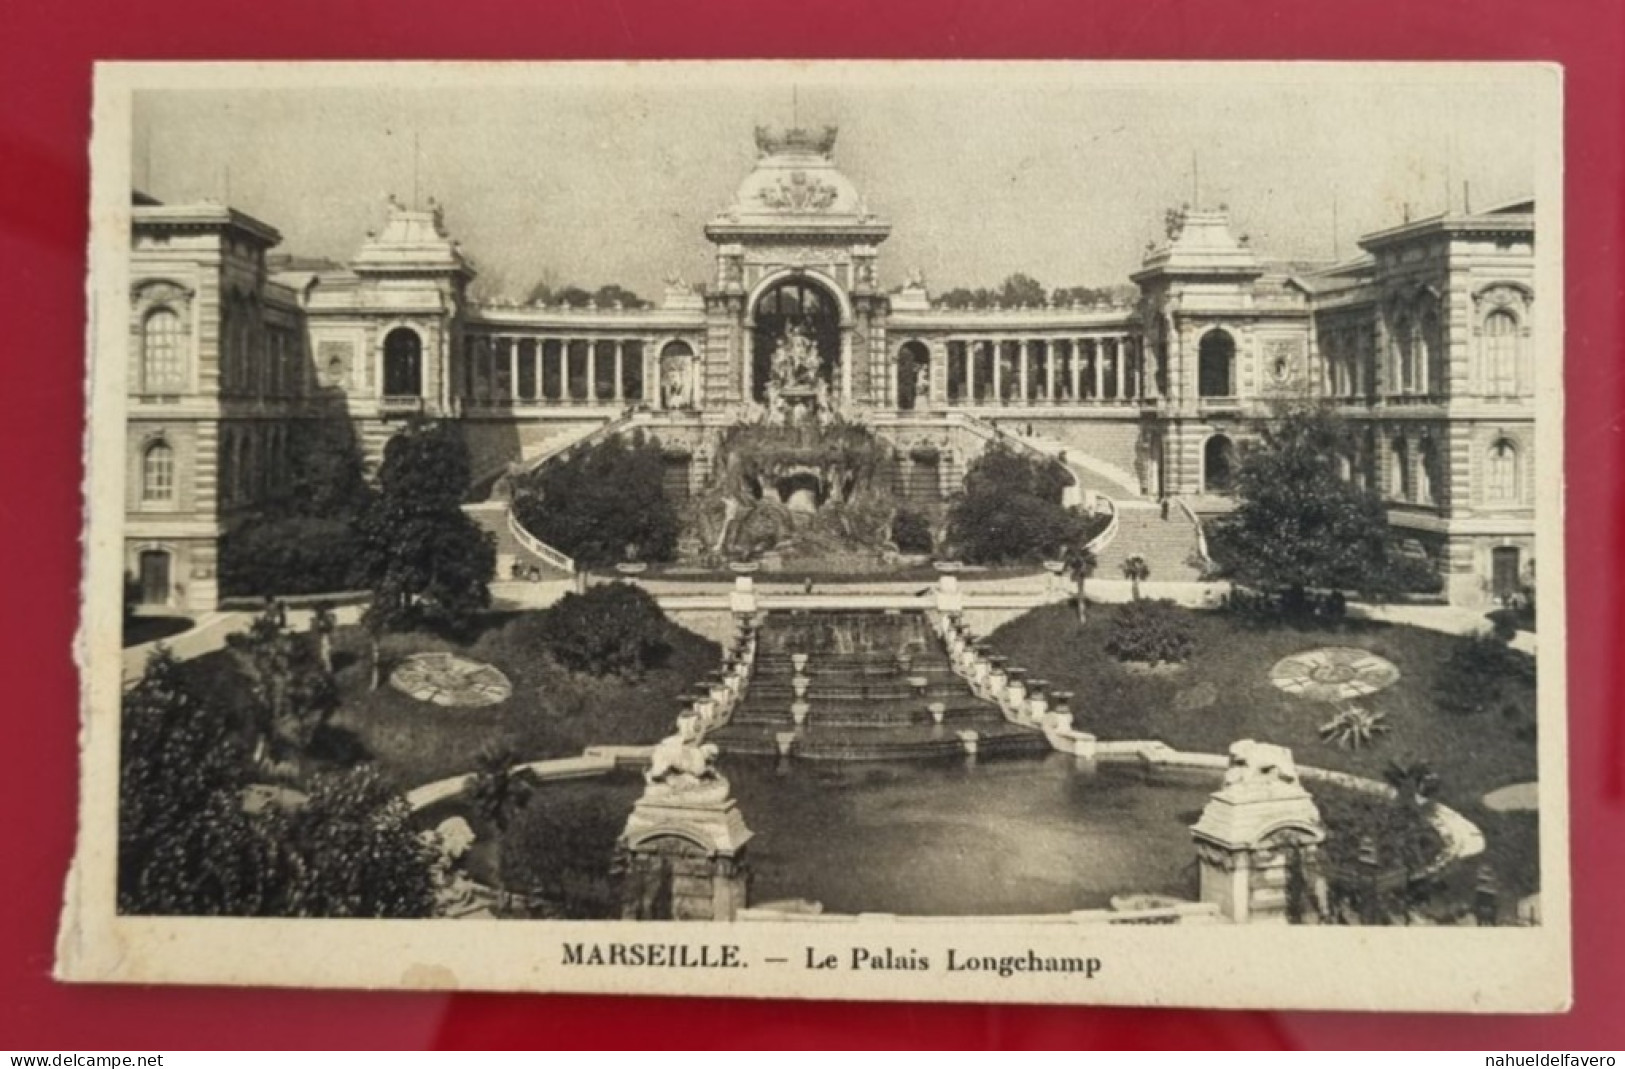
[61,61,1568,1010]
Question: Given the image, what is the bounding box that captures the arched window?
[142,308,183,393]
[1484,310,1519,396]
[142,441,174,504]
[1197,330,1235,398]
[1419,308,1442,396]
[1418,436,1439,505]
[383,327,423,397]
[896,340,931,410]
[1390,314,1412,394]
[1390,438,1412,501]
[1486,438,1520,503]
[1203,434,1237,494]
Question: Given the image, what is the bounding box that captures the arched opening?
[137,548,172,606]
[1203,434,1237,494]
[1418,435,1439,505]
[1390,437,1412,501]
[1421,307,1444,397]
[1484,310,1519,396]
[141,440,174,505]
[383,327,423,398]
[896,340,930,410]
[751,276,841,403]
[1486,438,1520,503]
[142,308,183,393]
[1197,330,1235,398]
[659,341,696,410]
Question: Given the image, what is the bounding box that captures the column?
[613,340,625,402]
[533,339,543,400]
[1072,339,1083,402]
[1045,340,1056,401]
[1019,340,1030,403]
[1116,336,1128,399]
[992,341,1003,403]
[963,340,975,404]
[1092,339,1105,399]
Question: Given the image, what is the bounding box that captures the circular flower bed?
[1269,647,1400,702]
[390,652,513,708]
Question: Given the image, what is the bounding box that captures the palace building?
[125,125,1537,612]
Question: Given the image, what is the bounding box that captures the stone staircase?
[463,502,574,581]
[1094,502,1206,582]
[710,611,1049,761]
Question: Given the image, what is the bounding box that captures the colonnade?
[465,335,648,405]
[940,335,1145,405]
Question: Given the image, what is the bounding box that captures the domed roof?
[717,125,872,224]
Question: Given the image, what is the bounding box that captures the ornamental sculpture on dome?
[757,170,840,213]
[754,123,840,159]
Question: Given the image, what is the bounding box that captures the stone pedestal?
[935,575,963,615]
[1191,740,1325,924]
[730,576,757,617]
[619,775,753,922]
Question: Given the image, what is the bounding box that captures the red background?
[2,0,1620,1049]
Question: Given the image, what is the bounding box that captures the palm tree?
[1063,543,1098,625]
[1120,554,1150,601]
[1383,760,1442,808]
[466,743,539,891]
[466,743,537,835]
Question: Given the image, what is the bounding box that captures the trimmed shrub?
[1103,599,1195,666]
[1434,631,1535,718]
[515,432,679,568]
[526,582,671,681]
[219,516,363,597]
[946,442,1105,565]
[891,508,934,554]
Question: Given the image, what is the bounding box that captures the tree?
[1120,554,1150,600]
[355,420,496,636]
[998,272,1047,308]
[528,581,673,680]
[118,652,436,918]
[224,606,339,767]
[119,649,264,914]
[593,283,647,310]
[1064,542,1097,625]
[946,442,1098,565]
[466,743,538,835]
[1383,760,1442,808]
[1206,404,1412,610]
[514,431,679,569]
[253,767,439,918]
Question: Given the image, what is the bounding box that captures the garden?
[986,598,1541,916]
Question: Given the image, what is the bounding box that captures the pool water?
[723,753,1214,916]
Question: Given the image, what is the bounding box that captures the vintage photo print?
[60,61,1569,1011]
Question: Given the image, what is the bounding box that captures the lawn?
[985,601,1542,909]
[181,610,721,793]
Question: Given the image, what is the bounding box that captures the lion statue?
[1220,739,1300,793]
[646,716,720,788]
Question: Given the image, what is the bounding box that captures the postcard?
[59,60,1569,1011]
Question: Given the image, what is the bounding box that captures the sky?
[130,63,1549,300]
